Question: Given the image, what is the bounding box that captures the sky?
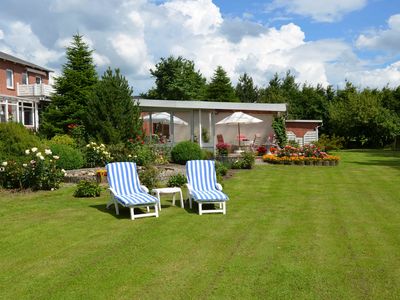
[0,0,399,94]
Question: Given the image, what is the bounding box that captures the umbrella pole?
[238,123,241,149]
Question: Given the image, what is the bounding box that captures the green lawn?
[1,150,400,299]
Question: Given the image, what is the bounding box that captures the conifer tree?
[40,34,98,137]
[235,73,259,102]
[86,68,142,144]
[206,66,238,102]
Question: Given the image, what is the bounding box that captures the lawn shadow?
[345,149,400,171]
[183,201,225,215]
[90,204,160,220]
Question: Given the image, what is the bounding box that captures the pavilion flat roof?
[137,99,286,112]
[286,120,322,123]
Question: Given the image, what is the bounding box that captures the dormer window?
[22,72,28,85]
[6,69,14,89]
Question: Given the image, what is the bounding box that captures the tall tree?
[329,89,400,147]
[40,34,98,137]
[147,56,206,100]
[86,68,142,144]
[259,73,291,104]
[206,66,237,102]
[235,73,259,103]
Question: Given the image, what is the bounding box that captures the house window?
[35,76,42,84]
[6,69,14,89]
[22,72,28,85]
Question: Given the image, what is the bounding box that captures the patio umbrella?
[216,112,263,147]
[143,112,188,125]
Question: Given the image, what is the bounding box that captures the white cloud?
[356,14,400,53]
[162,0,223,35]
[266,0,367,22]
[0,0,398,93]
[110,33,152,75]
[92,53,110,67]
[345,61,400,88]
[0,29,3,39]
[0,21,61,67]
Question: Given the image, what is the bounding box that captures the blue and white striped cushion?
[186,160,229,202]
[106,162,157,206]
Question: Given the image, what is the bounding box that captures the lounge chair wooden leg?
[172,194,176,206]
[199,203,202,215]
[146,206,150,212]
[106,198,113,209]
[219,203,222,209]
[155,204,159,218]
[114,200,119,215]
[179,190,184,208]
[223,202,226,215]
[130,207,135,220]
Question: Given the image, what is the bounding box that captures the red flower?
[67,123,77,129]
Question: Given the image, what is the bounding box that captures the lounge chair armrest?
[140,185,149,193]
[216,183,223,191]
[185,183,193,194]
[108,187,118,195]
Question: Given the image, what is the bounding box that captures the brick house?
[0,51,54,130]
[285,120,322,146]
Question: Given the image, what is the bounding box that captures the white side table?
[151,187,184,211]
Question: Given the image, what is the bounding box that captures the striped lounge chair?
[106,162,159,220]
[186,160,229,215]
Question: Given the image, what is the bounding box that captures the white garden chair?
[106,162,159,220]
[185,160,229,215]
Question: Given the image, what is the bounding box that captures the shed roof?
[137,99,286,112]
[0,51,53,72]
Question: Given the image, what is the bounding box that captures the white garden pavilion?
[138,99,286,152]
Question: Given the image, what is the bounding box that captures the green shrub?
[0,123,42,161]
[138,165,159,190]
[231,152,255,169]
[167,173,187,187]
[50,134,76,148]
[272,116,287,148]
[133,145,155,166]
[171,141,202,165]
[73,180,101,197]
[313,134,344,151]
[215,161,228,176]
[201,149,214,160]
[50,144,85,170]
[107,143,131,162]
[287,139,300,148]
[85,142,112,167]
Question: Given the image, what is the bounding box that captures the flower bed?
[0,147,65,190]
[262,145,340,166]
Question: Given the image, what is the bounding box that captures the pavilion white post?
[149,113,153,142]
[34,102,39,130]
[190,110,195,142]
[199,109,202,148]
[170,111,174,145]
[211,111,215,154]
[16,101,20,123]
[20,102,24,125]
[238,123,241,148]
